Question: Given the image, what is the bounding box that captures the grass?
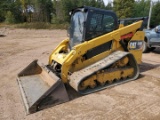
[0,22,69,29]
[0,23,10,28]
[14,22,69,29]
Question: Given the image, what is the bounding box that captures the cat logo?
[129,41,143,50]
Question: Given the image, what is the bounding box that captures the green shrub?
[5,11,15,24]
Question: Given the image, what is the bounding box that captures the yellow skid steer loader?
[17,6,145,114]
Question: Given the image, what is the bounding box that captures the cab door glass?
[87,13,115,40]
[103,15,115,33]
[70,12,85,47]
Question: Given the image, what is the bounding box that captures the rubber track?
[69,51,139,94]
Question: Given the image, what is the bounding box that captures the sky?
[103,0,159,6]
[103,0,112,6]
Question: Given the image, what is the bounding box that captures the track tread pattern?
[69,51,139,94]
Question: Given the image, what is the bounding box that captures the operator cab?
[69,6,118,48]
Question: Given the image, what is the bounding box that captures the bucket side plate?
[17,60,69,114]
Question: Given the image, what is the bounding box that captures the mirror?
[155,27,158,32]
[155,26,160,33]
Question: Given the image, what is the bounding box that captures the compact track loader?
[17,6,145,114]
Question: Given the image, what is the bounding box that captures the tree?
[133,0,150,17]
[11,0,23,23]
[105,1,113,10]
[5,11,15,23]
[113,0,135,18]
[32,0,53,22]
[2,0,23,23]
[52,0,107,24]
[151,1,160,26]
[0,0,7,22]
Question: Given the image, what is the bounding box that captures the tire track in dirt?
[0,29,160,120]
[0,29,67,120]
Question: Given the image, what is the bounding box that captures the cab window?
[86,13,115,40]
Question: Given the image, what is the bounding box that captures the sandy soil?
[0,28,160,120]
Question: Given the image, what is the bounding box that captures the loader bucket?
[17,60,69,114]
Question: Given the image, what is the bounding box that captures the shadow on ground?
[143,48,160,54]
[139,62,160,73]
[153,48,160,54]
[0,35,6,37]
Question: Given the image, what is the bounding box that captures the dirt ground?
[0,28,160,120]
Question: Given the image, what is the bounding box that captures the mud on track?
[0,28,160,120]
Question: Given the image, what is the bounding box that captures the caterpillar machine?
[17,6,145,114]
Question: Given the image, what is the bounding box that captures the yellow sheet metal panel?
[49,21,143,83]
[128,31,144,64]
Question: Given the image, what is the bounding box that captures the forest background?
[0,0,159,29]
